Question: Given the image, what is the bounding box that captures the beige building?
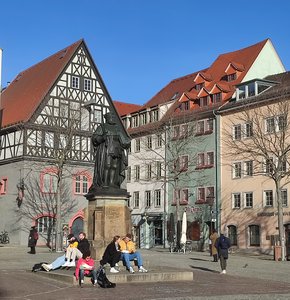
[219,72,290,257]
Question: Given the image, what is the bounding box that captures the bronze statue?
[86,112,131,198]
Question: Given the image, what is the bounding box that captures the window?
[245,192,253,208]
[132,116,138,128]
[244,161,253,176]
[279,156,287,173]
[206,119,214,132]
[173,126,180,139]
[134,165,140,181]
[133,192,140,208]
[0,178,8,195]
[145,164,152,180]
[156,134,162,148]
[227,73,237,82]
[37,216,55,234]
[126,166,131,182]
[94,109,102,123]
[197,152,214,168]
[84,79,92,91]
[265,117,275,133]
[265,158,274,175]
[199,96,209,107]
[147,136,152,149]
[154,190,161,207]
[233,125,241,140]
[173,188,188,205]
[181,124,188,137]
[244,123,253,138]
[264,190,273,207]
[212,92,222,103]
[195,83,204,91]
[180,189,189,204]
[145,191,151,208]
[278,115,287,131]
[74,175,89,194]
[196,121,205,134]
[156,161,162,180]
[281,189,288,207]
[228,225,237,246]
[140,113,147,125]
[44,132,54,148]
[249,225,260,246]
[151,110,159,122]
[41,172,57,193]
[232,193,241,208]
[135,139,140,152]
[196,186,215,203]
[233,162,242,178]
[72,76,80,89]
[180,155,188,171]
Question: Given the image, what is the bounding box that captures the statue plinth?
[87,195,131,260]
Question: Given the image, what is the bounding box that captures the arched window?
[249,225,260,246]
[228,225,237,246]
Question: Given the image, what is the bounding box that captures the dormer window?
[236,79,276,101]
[227,73,237,82]
[195,83,204,91]
[199,96,209,107]
[212,93,222,103]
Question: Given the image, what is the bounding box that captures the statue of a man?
[87,112,131,197]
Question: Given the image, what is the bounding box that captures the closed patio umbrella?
[180,211,187,253]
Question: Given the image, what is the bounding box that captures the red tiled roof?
[0,39,83,128]
[142,69,208,109]
[113,101,142,117]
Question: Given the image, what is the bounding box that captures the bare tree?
[222,98,290,260]
[17,102,92,251]
[129,112,208,249]
[15,171,78,249]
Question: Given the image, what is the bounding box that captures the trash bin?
[274,245,282,261]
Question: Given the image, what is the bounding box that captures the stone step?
[34,267,193,285]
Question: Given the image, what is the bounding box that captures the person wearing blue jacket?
[215,233,231,274]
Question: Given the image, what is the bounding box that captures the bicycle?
[0,231,10,244]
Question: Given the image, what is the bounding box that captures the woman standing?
[209,229,219,262]
[28,226,39,254]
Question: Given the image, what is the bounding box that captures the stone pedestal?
[87,195,131,260]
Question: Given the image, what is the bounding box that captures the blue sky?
[1,0,290,105]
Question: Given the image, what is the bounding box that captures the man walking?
[215,233,231,274]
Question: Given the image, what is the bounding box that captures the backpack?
[32,262,47,272]
[96,266,116,288]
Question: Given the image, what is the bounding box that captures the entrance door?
[154,220,163,245]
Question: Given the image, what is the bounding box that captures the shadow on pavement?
[190,265,220,273]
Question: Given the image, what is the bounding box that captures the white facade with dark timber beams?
[0,40,125,246]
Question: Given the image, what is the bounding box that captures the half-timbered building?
[0,39,126,246]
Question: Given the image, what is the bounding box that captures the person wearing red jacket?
[75,250,97,286]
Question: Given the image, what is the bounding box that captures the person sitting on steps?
[100,235,121,273]
[75,250,97,287]
[119,233,148,273]
[62,234,79,268]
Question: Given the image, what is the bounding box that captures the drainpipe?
[212,109,220,233]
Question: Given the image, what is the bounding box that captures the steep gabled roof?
[0,39,83,128]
